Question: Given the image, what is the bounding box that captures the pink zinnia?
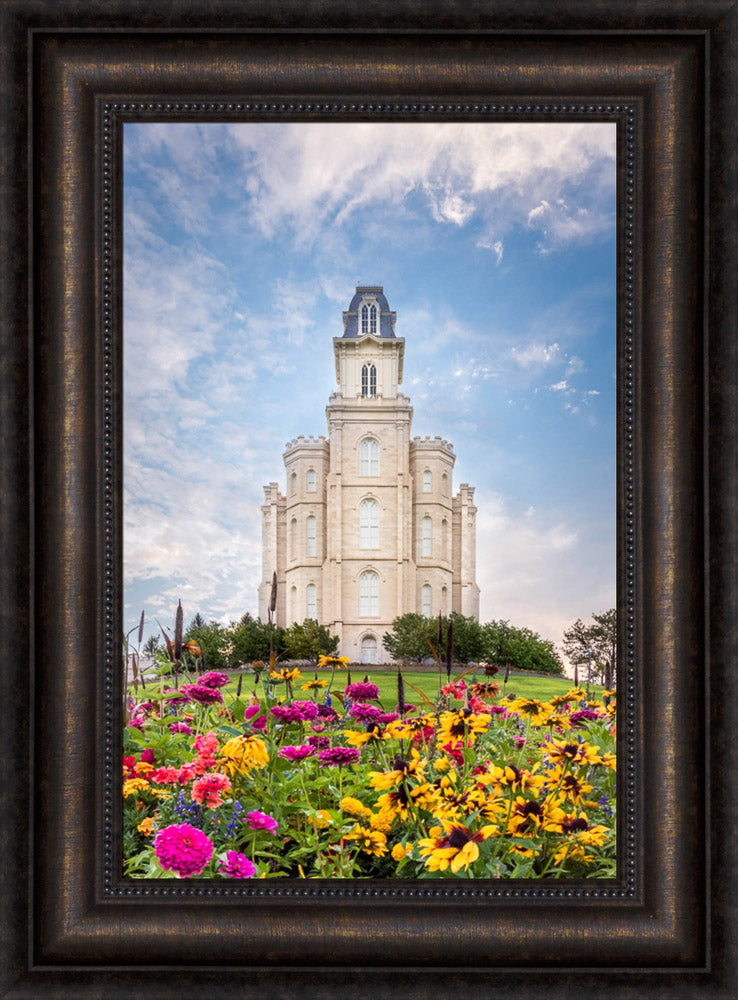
[218,850,255,879]
[270,700,319,723]
[199,671,230,689]
[191,772,232,808]
[245,810,278,833]
[345,681,380,702]
[318,746,361,767]
[169,721,194,734]
[244,704,267,730]
[181,683,223,705]
[153,823,213,877]
[278,744,316,762]
[349,702,383,724]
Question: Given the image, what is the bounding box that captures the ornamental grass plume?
[154,823,213,877]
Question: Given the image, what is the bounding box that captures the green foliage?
[283,619,339,662]
[229,613,286,665]
[562,609,616,687]
[482,619,564,675]
[382,612,485,665]
[184,617,230,671]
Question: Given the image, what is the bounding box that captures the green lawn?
[223,667,602,710]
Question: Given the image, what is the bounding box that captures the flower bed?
[123,663,616,879]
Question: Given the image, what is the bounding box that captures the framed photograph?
[1,2,735,997]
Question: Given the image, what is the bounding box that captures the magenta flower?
[307,734,331,751]
[199,671,230,689]
[169,721,194,734]
[349,702,383,724]
[180,683,224,705]
[345,681,380,702]
[153,823,213,877]
[318,746,361,767]
[244,704,268,730]
[378,712,400,725]
[277,744,316,762]
[270,700,319,723]
[245,810,278,832]
[218,850,256,879]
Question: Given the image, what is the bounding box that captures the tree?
[283,619,339,663]
[562,609,616,688]
[184,617,230,671]
[382,613,435,663]
[382,612,485,665]
[228,614,286,665]
[482,620,564,676]
[142,634,160,657]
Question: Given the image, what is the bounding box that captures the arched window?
[306,583,317,620]
[423,469,432,493]
[306,515,316,557]
[289,517,297,560]
[441,585,448,614]
[441,472,449,495]
[422,516,432,557]
[359,498,379,549]
[290,471,297,495]
[360,634,378,664]
[442,518,449,561]
[422,584,432,617]
[361,363,377,398]
[306,469,316,492]
[359,571,379,616]
[359,437,379,476]
[360,302,377,336]
[290,585,297,622]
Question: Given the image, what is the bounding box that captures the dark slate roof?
[341,285,397,338]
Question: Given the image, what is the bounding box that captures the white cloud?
[510,342,562,369]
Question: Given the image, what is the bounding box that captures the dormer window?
[360,301,378,336]
[361,363,377,398]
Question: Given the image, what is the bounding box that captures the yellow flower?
[345,824,388,857]
[122,778,150,797]
[391,841,413,862]
[136,816,157,835]
[344,727,383,747]
[433,755,452,773]
[593,749,617,770]
[508,697,550,726]
[368,810,394,834]
[313,809,333,829]
[438,709,490,743]
[564,687,587,702]
[218,734,269,775]
[269,666,302,682]
[133,760,154,777]
[418,822,486,873]
[301,678,327,691]
[545,738,600,767]
[340,796,373,820]
[369,749,426,790]
[317,655,352,669]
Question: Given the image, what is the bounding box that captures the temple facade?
[258,286,479,663]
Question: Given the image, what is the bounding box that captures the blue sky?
[123,121,616,653]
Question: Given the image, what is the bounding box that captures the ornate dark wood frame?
[1,3,735,998]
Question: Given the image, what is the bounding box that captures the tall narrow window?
[290,471,297,495]
[442,518,449,561]
[422,584,432,617]
[359,498,379,549]
[422,516,432,557]
[423,469,432,493]
[441,586,448,614]
[306,469,316,492]
[306,515,316,557]
[360,634,378,664]
[359,571,379,616]
[290,585,297,622]
[290,517,297,560]
[359,438,379,476]
[361,363,377,398]
[306,583,316,620]
[441,472,449,495]
[360,302,377,335]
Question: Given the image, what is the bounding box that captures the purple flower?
[378,712,399,725]
[345,681,380,702]
[168,721,194,734]
[271,700,319,723]
[318,746,361,767]
[164,688,193,706]
[569,709,601,726]
[180,683,224,705]
[245,810,278,833]
[307,734,331,751]
[199,671,230,689]
[349,702,383,724]
[153,823,213,877]
[278,744,317,762]
[317,704,338,721]
[218,850,255,879]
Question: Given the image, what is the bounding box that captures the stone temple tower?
[259,286,479,663]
